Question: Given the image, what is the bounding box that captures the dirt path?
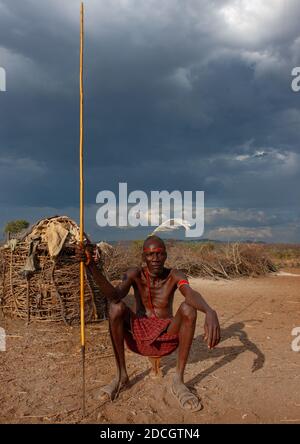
[1,270,300,424]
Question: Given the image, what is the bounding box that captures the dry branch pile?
[0,216,107,324]
[166,242,277,278]
[102,241,277,280]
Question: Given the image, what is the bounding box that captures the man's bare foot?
[171,375,202,412]
[97,376,129,402]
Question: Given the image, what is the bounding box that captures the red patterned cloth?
[124,313,179,357]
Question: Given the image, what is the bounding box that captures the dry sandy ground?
[1,269,300,424]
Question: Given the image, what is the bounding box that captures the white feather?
[151,218,191,235]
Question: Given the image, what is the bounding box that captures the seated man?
[77,235,220,412]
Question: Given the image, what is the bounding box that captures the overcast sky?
[0,0,300,242]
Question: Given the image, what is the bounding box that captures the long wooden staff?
[79,2,86,418]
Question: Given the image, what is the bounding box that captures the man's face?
[142,240,167,275]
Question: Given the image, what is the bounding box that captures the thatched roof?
[0,216,107,325]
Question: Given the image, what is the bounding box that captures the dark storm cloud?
[1,0,300,241]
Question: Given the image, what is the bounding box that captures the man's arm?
[89,262,139,302]
[173,270,221,349]
[76,244,137,303]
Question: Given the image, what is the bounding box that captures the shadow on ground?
[161,322,265,386]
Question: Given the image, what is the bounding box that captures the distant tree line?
[4,220,29,239]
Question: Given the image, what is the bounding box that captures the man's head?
[142,235,167,276]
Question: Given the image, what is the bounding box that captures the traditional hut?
[0,216,107,325]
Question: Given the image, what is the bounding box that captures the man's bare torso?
[124,266,179,319]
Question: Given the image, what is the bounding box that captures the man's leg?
[166,302,201,411]
[99,301,130,400]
